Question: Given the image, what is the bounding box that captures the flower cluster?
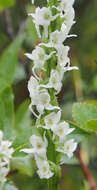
[0,130,14,185]
[21,0,78,179]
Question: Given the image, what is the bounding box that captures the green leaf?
[15,100,31,133]
[0,86,14,139]
[12,100,32,152]
[0,0,15,10]
[86,119,97,132]
[0,35,24,92]
[72,103,97,132]
[12,174,46,190]
[11,156,35,177]
[66,121,89,142]
[25,18,39,45]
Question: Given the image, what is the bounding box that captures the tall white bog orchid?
[21,0,78,183]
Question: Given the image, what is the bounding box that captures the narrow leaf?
[0,35,24,92]
[0,86,14,139]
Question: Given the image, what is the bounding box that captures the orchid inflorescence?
[21,0,78,179]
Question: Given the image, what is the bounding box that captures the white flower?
[0,166,9,183]
[29,7,59,38]
[52,121,75,141]
[63,7,75,35]
[28,76,40,115]
[25,46,55,73]
[28,77,50,116]
[56,43,78,72]
[56,139,77,158]
[40,30,67,50]
[57,45,70,67]
[36,89,51,114]
[40,69,63,94]
[36,89,60,114]
[49,69,62,93]
[28,76,39,100]
[0,131,14,165]
[36,158,54,179]
[29,86,60,116]
[21,134,48,157]
[44,110,61,130]
[50,30,65,47]
[28,76,60,116]
[59,0,75,13]
[0,141,14,164]
[53,0,74,18]
[39,21,74,50]
[52,6,75,37]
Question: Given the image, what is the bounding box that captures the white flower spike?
[23,0,78,180]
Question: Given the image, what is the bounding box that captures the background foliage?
[0,0,97,189]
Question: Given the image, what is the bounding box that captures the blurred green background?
[0,0,97,189]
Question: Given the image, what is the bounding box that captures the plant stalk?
[48,178,60,190]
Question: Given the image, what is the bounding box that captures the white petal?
[43,25,48,38]
[47,104,60,111]
[37,104,44,114]
[64,66,79,72]
[67,34,77,38]
[39,42,52,48]
[46,51,56,60]
[43,132,48,147]
[0,130,3,141]
[20,148,34,153]
[56,148,64,153]
[25,53,33,60]
[32,66,40,80]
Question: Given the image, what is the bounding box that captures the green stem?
[47,131,60,190]
[46,1,61,190]
[48,178,60,190]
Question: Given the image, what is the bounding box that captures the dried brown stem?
[76,152,97,190]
